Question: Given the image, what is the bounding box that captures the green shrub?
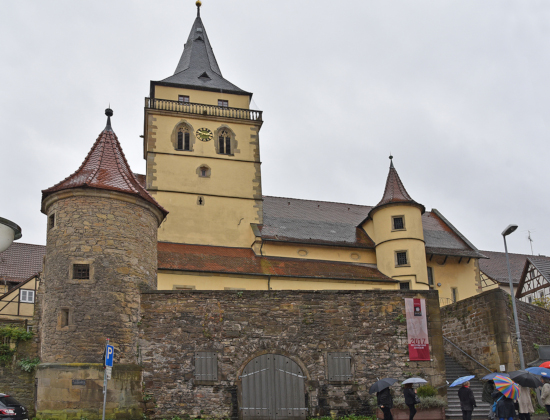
[416,384,437,398]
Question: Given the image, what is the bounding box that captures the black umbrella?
[508,370,543,388]
[369,378,398,394]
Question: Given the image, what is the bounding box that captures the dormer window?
[392,216,405,231]
[218,99,229,108]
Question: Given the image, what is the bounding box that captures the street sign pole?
[102,339,114,420]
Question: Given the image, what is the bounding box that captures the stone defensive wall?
[139,289,445,419]
[441,288,550,376]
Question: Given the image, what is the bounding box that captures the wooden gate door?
[241,354,307,420]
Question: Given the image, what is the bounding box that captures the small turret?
[363,157,429,289]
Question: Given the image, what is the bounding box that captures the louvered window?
[327,352,352,382]
[195,351,218,381]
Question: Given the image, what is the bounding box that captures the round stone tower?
[40,109,167,364]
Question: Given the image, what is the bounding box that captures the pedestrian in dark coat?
[403,383,417,420]
[458,381,477,420]
[494,396,516,420]
[483,380,496,418]
[377,387,394,420]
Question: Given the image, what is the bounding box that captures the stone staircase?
[445,353,491,419]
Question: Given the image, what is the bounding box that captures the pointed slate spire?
[41,109,168,219]
[159,2,251,96]
[368,156,425,218]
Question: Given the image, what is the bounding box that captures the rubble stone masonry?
[41,190,159,364]
[139,289,445,419]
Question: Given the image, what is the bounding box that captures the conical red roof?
[42,111,168,220]
[368,159,424,217]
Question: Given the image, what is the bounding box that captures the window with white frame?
[20,289,35,303]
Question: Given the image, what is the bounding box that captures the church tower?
[361,157,429,289]
[144,1,263,248]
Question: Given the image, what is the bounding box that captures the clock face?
[196,128,213,142]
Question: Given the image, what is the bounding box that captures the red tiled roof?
[480,250,550,285]
[158,242,394,282]
[0,242,45,284]
[368,161,425,217]
[41,115,167,219]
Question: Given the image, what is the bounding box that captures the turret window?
[218,129,231,155]
[177,127,191,151]
[395,251,409,267]
[392,216,405,231]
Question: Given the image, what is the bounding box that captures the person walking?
[403,383,417,420]
[377,386,394,420]
[517,385,534,420]
[541,377,550,420]
[483,380,496,418]
[494,395,516,420]
[458,381,477,420]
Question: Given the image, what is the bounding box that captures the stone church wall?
[139,289,444,419]
[441,288,550,375]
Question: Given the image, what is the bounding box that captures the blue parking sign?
[105,345,114,367]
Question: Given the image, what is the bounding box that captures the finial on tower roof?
[196,0,202,17]
[105,107,113,131]
[389,154,394,168]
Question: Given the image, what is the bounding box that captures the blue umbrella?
[526,367,550,377]
[482,372,510,380]
[450,375,475,387]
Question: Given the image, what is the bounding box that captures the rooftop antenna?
[527,230,534,255]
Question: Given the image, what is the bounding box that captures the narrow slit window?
[61,309,70,328]
[184,132,190,151]
[73,264,90,280]
[451,288,458,303]
[48,213,55,230]
[427,267,434,286]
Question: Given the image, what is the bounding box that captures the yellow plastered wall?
[429,257,480,303]
[158,271,399,291]
[154,192,260,246]
[154,85,250,109]
[0,277,39,319]
[365,205,429,289]
[146,84,261,247]
[260,242,377,264]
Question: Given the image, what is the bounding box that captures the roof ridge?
[263,195,372,208]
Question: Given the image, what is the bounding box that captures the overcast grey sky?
[1,1,548,256]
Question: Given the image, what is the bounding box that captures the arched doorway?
[240,353,307,420]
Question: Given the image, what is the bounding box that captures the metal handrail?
[145,98,263,121]
[443,336,492,373]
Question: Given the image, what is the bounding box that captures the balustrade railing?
[145,98,262,121]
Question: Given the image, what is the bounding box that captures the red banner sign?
[405,298,430,361]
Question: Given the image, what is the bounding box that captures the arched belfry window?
[177,126,191,151]
[218,128,231,155]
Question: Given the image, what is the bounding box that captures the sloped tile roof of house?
[260,196,484,259]
[0,242,45,283]
[480,250,550,284]
[157,242,395,282]
[41,110,168,219]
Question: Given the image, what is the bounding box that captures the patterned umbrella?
[493,375,521,400]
